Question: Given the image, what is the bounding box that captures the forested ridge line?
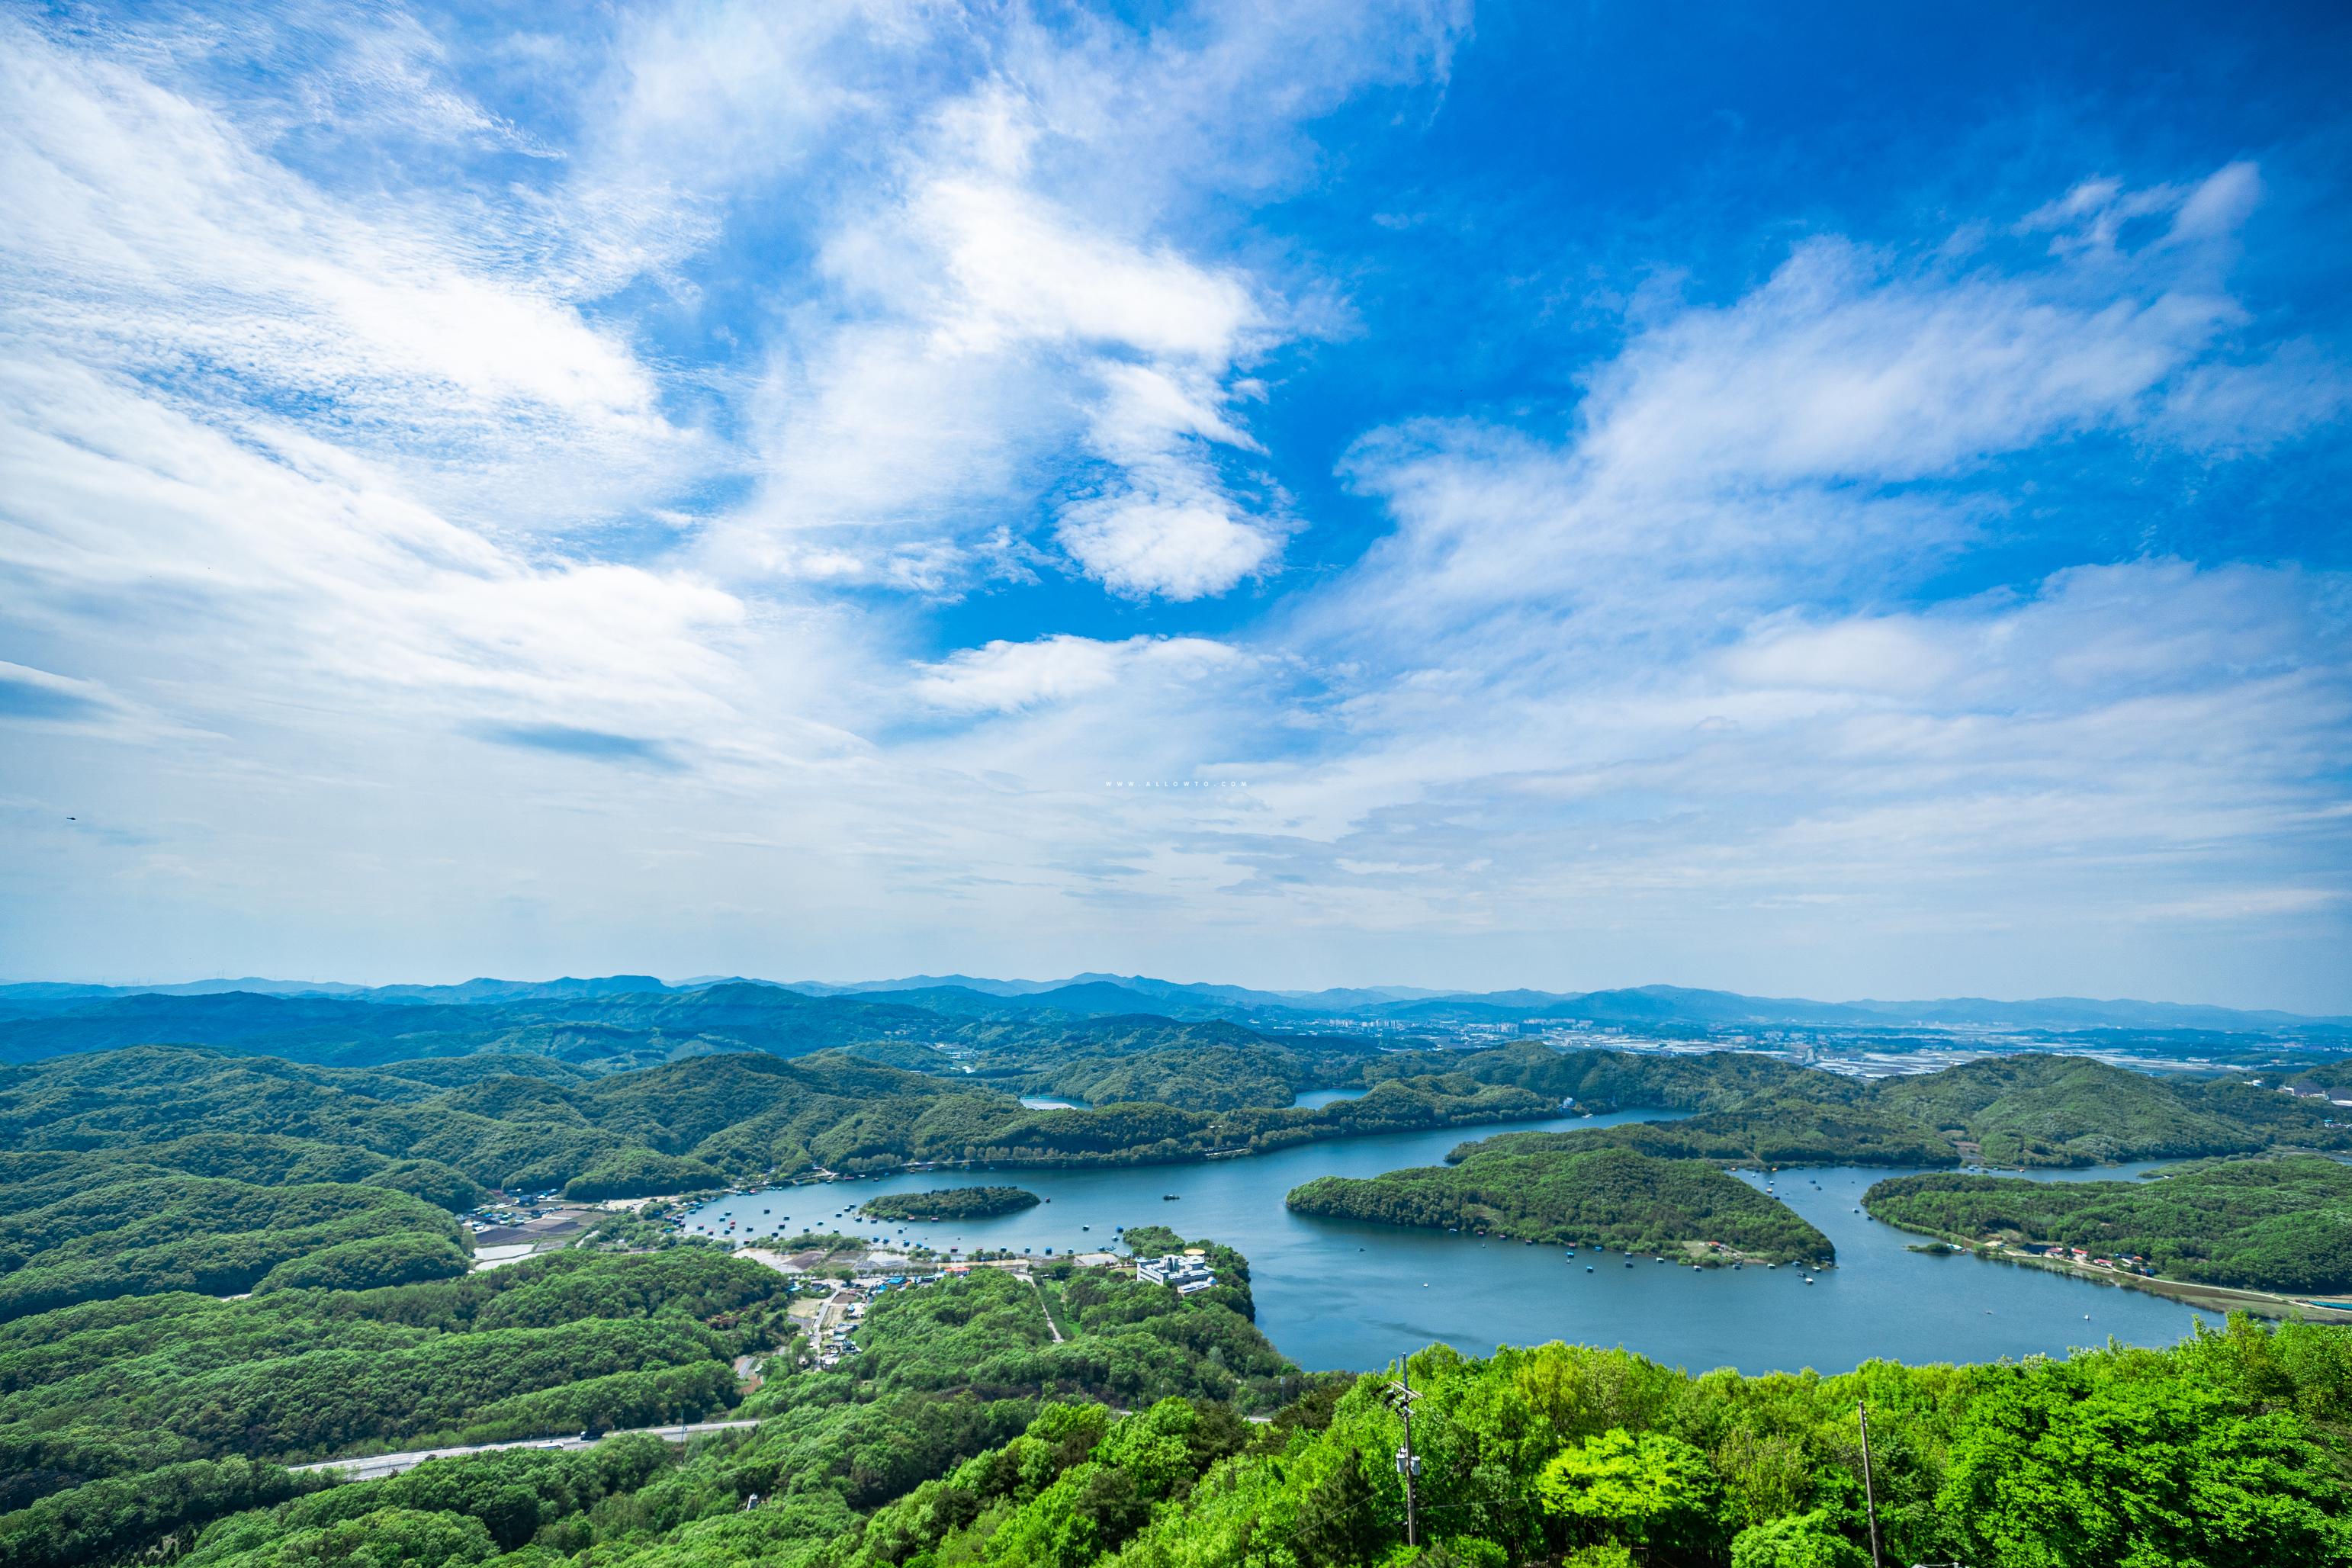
[1431,1043,2352,1168]
[0,1043,1554,1199]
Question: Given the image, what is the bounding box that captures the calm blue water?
[684,1113,2203,1375]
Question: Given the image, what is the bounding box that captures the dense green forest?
[0,1248,798,1560]
[1431,1045,2352,1168]
[1863,1155,2352,1293]
[0,983,1379,1086]
[1287,1147,1834,1263]
[8,1011,2352,1565]
[861,1187,1041,1222]
[0,985,956,1071]
[0,1045,1550,1198]
[24,1296,2350,1568]
[1020,1042,1304,1113]
[0,1229,1298,1568]
[0,1151,474,1319]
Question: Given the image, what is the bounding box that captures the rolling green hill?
[0,1230,1295,1568]
[0,1164,471,1319]
[0,985,950,1072]
[1442,1046,2352,1169]
[0,1043,1554,1202]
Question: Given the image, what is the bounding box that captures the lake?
[682,1110,2203,1375]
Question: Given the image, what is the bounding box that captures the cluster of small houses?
[2269,1081,2352,1102]
[2007,1240,2158,1277]
[2247,1078,2352,1128]
[459,1193,566,1232]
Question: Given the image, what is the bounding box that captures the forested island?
[860,1186,1040,1222]
[1863,1155,2352,1295]
[1287,1146,1834,1264]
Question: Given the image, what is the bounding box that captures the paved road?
[291,1419,762,1481]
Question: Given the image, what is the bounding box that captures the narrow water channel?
[683,1110,2204,1374]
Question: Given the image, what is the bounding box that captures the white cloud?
[916,174,1264,361]
[0,2,2341,1009]
[2167,160,2264,244]
[1327,171,2285,647]
[914,634,1246,713]
[696,7,1425,596]
[1574,239,2234,492]
[0,355,753,747]
[1056,497,1279,600]
[0,14,710,534]
[1723,618,1962,697]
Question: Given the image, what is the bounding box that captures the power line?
[1388,1357,1423,1548]
[1858,1399,1884,1568]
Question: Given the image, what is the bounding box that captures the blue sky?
[2,0,2347,1007]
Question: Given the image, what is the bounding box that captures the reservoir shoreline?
[681,1110,2215,1374]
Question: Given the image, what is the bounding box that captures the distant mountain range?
[1,973,2342,1034]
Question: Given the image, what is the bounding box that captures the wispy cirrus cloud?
[0,2,2344,1008]
[0,14,705,529]
[680,2,1464,599]
[1056,163,2347,995]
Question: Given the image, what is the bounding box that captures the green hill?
[1287,1145,1833,1262]
[0,1163,470,1319]
[1864,1155,2352,1293]
[1442,1047,2350,1169]
[0,1043,1553,1203]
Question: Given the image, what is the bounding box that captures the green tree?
[1730,1510,1869,1568]
[1293,1450,1389,1568]
[1940,1357,2352,1568]
[220,1505,496,1566]
[1536,1427,1724,1558]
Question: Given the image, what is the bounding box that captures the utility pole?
[1389,1358,1423,1548]
[1856,1399,1884,1568]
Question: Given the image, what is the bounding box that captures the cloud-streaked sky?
[4,1,2347,1008]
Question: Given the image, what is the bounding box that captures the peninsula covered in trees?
[1864,1155,2352,1296]
[1287,1146,1835,1263]
[860,1186,1041,1223]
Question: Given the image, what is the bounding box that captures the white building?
[1136,1253,1216,1294]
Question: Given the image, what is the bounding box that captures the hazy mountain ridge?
[2,974,2344,1042]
